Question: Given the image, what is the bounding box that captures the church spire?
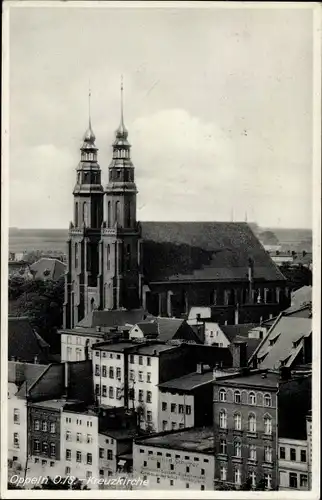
[115,75,128,140]
[83,86,96,145]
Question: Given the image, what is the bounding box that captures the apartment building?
[60,329,104,362]
[278,438,309,490]
[157,364,213,431]
[61,403,99,487]
[133,427,215,490]
[98,428,137,483]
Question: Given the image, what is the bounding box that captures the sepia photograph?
[2,1,320,497]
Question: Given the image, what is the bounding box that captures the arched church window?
[126,202,131,228]
[83,202,88,226]
[107,201,111,227]
[75,202,79,227]
[90,298,95,311]
[126,244,131,271]
[75,244,79,268]
[106,245,110,271]
[115,201,120,225]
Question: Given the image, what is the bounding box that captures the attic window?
[43,269,50,277]
[269,334,280,346]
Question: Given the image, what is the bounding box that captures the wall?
[8,394,27,478]
[61,410,99,488]
[68,360,94,404]
[204,322,228,347]
[28,364,64,402]
[278,438,308,490]
[92,350,125,408]
[158,391,194,431]
[213,382,278,489]
[133,443,214,490]
[98,433,117,481]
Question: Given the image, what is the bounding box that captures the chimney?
[196,363,204,374]
[64,362,69,397]
[231,341,248,369]
[34,355,38,364]
[234,305,239,325]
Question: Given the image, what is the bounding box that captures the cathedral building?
[63,85,288,330]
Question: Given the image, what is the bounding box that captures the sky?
[8,3,314,229]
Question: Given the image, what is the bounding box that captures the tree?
[259,230,279,246]
[8,276,65,353]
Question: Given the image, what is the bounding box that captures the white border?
[1,2,321,499]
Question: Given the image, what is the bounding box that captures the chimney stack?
[230,341,248,369]
[279,366,291,381]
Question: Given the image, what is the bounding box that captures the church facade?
[63,89,288,330]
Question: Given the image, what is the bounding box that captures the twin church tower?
[63,81,142,328]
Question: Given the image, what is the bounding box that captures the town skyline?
[8,5,313,230]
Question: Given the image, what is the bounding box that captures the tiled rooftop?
[135,426,214,454]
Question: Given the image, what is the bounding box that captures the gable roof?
[30,257,66,280]
[136,316,200,343]
[8,316,50,364]
[250,316,312,370]
[77,309,147,328]
[220,323,259,343]
[134,321,159,337]
[141,222,286,283]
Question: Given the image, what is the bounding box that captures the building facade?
[278,437,309,490]
[213,366,278,490]
[133,427,215,490]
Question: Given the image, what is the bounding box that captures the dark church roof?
[141,222,285,283]
[77,308,147,328]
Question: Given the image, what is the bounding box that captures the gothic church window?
[75,244,79,268]
[75,202,78,227]
[107,201,111,227]
[115,201,120,225]
[83,202,88,226]
[106,245,110,271]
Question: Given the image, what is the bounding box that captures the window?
[234,440,241,457]
[42,460,47,466]
[219,439,227,454]
[95,351,100,357]
[201,485,205,491]
[264,415,272,435]
[186,466,190,473]
[67,335,72,344]
[75,348,82,361]
[264,446,272,462]
[42,442,48,455]
[130,355,134,364]
[34,420,40,431]
[249,444,256,461]
[50,423,56,434]
[99,448,104,459]
[290,448,296,461]
[171,403,176,413]
[300,474,308,488]
[107,449,113,460]
[116,367,121,379]
[201,468,205,475]
[157,462,161,469]
[219,389,227,402]
[34,440,40,452]
[289,473,297,488]
[50,443,56,457]
[279,446,285,459]
[143,461,147,467]
[250,471,256,488]
[234,468,241,485]
[172,422,176,430]
[76,433,82,443]
[116,354,121,360]
[162,421,168,431]
[66,449,72,461]
[170,464,174,470]
[234,412,241,430]
[102,385,107,397]
[219,410,227,429]
[102,365,107,377]
[146,391,152,403]
[301,450,307,462]
[234,390,241,403]
[116,388,122,399]
[186,483,189,489]
[264,473,272,490]
[129,370,135,381]
[13,409,20,424]
[138,371,143,382]
[204,458,209,463]
[65,466,71,475]
[162,402,167,411]
[147,357,151,366]
[157,478,160,484]
[86,471,92,479]
[42,421,48,432]
[220,465,227,481]
[109,367,114,379]
[186,405,191,415]
[179,404,184,414]
[95,384,100,396]
[13,433,19,448]
[66,347,72,360]
[109,387,114,398]
[139,356,143,365]
[264,394,272,407]
[179,423,184,429]
[147,372,151,383]
[139,390,143,402]
[249,392,256,405]
[87,434,92,444]
[248,413,256,433]
[76,451,82,462]
[147,411,152,422]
